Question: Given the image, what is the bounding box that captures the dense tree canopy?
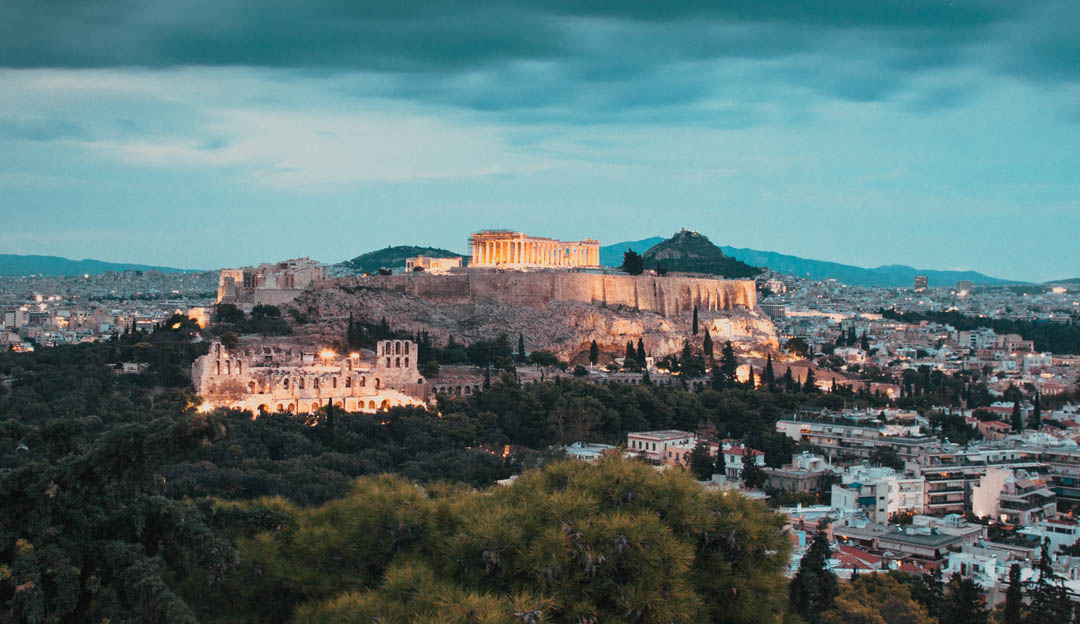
[191,455,792,624]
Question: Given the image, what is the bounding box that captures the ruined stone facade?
[404,255,463,274]
[217,257,328,308]
[468,230,599,268]
[355,271,756,316]
[192,338,427,414]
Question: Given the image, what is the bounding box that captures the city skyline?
[2,0,1078,281]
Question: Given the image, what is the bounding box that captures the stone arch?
[404,342,410,355]
[287,403,295,412]
[380,399,391,410]
[311,402,320,411]
[368,400,376,409]
[464,386,471,395]
[417,378,423,384]
[258,403,268,413]
[276,403,284,412]
[395,342,401,355]
[334,401,343,408]
[248,381,256,393]
[216,360,221,375]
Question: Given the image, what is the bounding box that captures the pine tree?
[944,574,989,624]
[692,306,699,335]
[636,338,646,365]
[1030,392,1042,430]
[1012,399,1024,432]
[703,329,713,358]
[1004,563,1024,624]
[789,528,838,624]
[764,353,776,390]
[1027,538,1073,624]
[589,340,599,366]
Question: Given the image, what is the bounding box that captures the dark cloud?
[0,0,1074,121]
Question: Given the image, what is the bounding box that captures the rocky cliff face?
[290,281,778,361]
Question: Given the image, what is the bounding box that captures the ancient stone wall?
[349,271,755,316]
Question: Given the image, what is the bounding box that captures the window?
[405,342,409,354]
[283,378,289,389]
[299,378,304,389]
[332,377,337,388]
[396,357,401,367]
[345,377,351,388]
[404,357,409,368]
[395,342,401,355]
[313,378,319,389]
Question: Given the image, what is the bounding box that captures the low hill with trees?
[340,245,463,273]
[643,230,762,278]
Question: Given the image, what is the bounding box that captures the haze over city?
[2,0,1078,281]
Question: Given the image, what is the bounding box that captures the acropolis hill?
[225,230,777,361]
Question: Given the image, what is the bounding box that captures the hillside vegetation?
[340,245,462,273]
[643,230,762,279]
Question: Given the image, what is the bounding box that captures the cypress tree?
[692,306,699,335]
[589,340,599,366]
[764,353,776,390]
[781,367,795,392]
[636,338,646,364]
[517,333,526,362]
[746,366,755,389]
[1030,392,1042,430]
[1027,538,1072,624]
[1012,399,1024,432]
[720,341,738,386]
[1004,563,1023,624]
[803,367,818,393]
[626,341,637,366]
[703,329,713,358]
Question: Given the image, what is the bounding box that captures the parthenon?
[468,230,599,268]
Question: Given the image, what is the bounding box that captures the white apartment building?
[831,465,926,523]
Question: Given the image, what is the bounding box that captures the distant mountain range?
[599,238,1021,287]
[0,254,193,277]
[340,246,461,273]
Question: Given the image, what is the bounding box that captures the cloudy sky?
[1,0,1077,281]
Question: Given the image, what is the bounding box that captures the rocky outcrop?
[290,280,778,361]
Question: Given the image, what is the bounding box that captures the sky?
[0,1,1077,281]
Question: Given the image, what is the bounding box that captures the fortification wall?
[350,271,755,316]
